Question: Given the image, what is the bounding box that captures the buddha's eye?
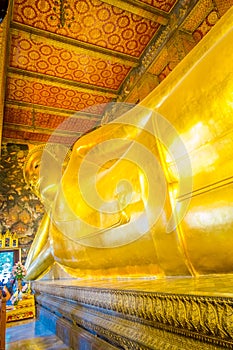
[35,164,39,169]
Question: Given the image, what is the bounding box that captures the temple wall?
[0,143,44,263]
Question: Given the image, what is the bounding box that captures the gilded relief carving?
[35,289,232,349]
[33,281,233,348]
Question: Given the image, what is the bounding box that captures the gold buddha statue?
[24,6,233,281]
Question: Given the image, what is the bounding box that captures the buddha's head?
[24,144,70,206]
[24,145,44,199]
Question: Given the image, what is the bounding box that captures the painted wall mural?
[0,143,44,264]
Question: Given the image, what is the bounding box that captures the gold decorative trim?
[36,294,227,349]
[33,282,233,348]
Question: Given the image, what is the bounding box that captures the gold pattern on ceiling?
[1,0,233,145]
[10,30,132,89]
[12,0,161,56]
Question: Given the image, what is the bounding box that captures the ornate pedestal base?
[6,295,35,323]
[32,275,233,349]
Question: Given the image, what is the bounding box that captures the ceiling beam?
[3,123,82,136]
[7,68,118,97]
[101,0,168,25]
[5,101,102,120]
[10,22,139,65]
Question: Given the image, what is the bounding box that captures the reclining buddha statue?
[24,6,233,281]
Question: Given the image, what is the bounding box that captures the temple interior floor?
[6,319,71,349]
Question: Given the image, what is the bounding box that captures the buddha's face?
[24,149,43,199]
[24,147,63,206]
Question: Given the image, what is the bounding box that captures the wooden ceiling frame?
[2,0,230,145]
[101,0,169,24]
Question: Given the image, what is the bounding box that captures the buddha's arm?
[25,240,54,281]
[25,212,54,280]
[25,213,51,270]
